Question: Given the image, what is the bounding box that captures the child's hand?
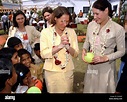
[27,77,37,88]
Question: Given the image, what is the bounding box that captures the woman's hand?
[58,35,69,49]
[61,35,69,45]
[82,49,87,63]
[52,35,70,54]
[93,55,109,64]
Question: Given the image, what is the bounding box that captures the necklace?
[91,21,111,56]
[52,30,70,69]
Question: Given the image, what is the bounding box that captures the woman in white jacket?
[4,10,40,54]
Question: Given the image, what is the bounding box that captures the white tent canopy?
[22,0,120,16]
[22,0,91,14]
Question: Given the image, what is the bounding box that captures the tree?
[87,0,94,22]
[0,0,2,6]
[118,0,126,26]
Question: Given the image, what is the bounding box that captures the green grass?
[73,24,87,36]
[73,43,87,73]
[0,29,5,35]
[77,24,87,34]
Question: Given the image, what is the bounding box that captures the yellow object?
[84,52,94,63]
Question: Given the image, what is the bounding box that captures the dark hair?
[0,47,17,61]
[42,7,53,28]
[7,37,22,48]
[17,48,35,63]
[34,43,40,51]
[0,58,13,92]
[92,0,113,18]
[51,6,72,26]
[11,63,30,92]
[13,10,28,27]
[15,63,30,84]
[42,6,53,17]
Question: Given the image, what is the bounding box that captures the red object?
[70,23,77,28]
[66,50,69,54]
[23,34,28,40]
[80,21,84,24]
[106,29,110,33]
[84,20,89,24]
[77,36,86,42]
[32,23,37,26]
[0,36,6,45]
[35,79,43,91]
[55,59,61,65]
[39,23,44,26]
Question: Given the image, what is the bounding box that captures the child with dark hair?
[0,58,17,93]
[12,63,36,93]
[17,48,43,83]
[33,43,47,93]
[0,47,20,65]
[7,37,23,51]
[33,43,45,67]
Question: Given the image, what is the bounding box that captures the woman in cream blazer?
[4,10,40,54]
